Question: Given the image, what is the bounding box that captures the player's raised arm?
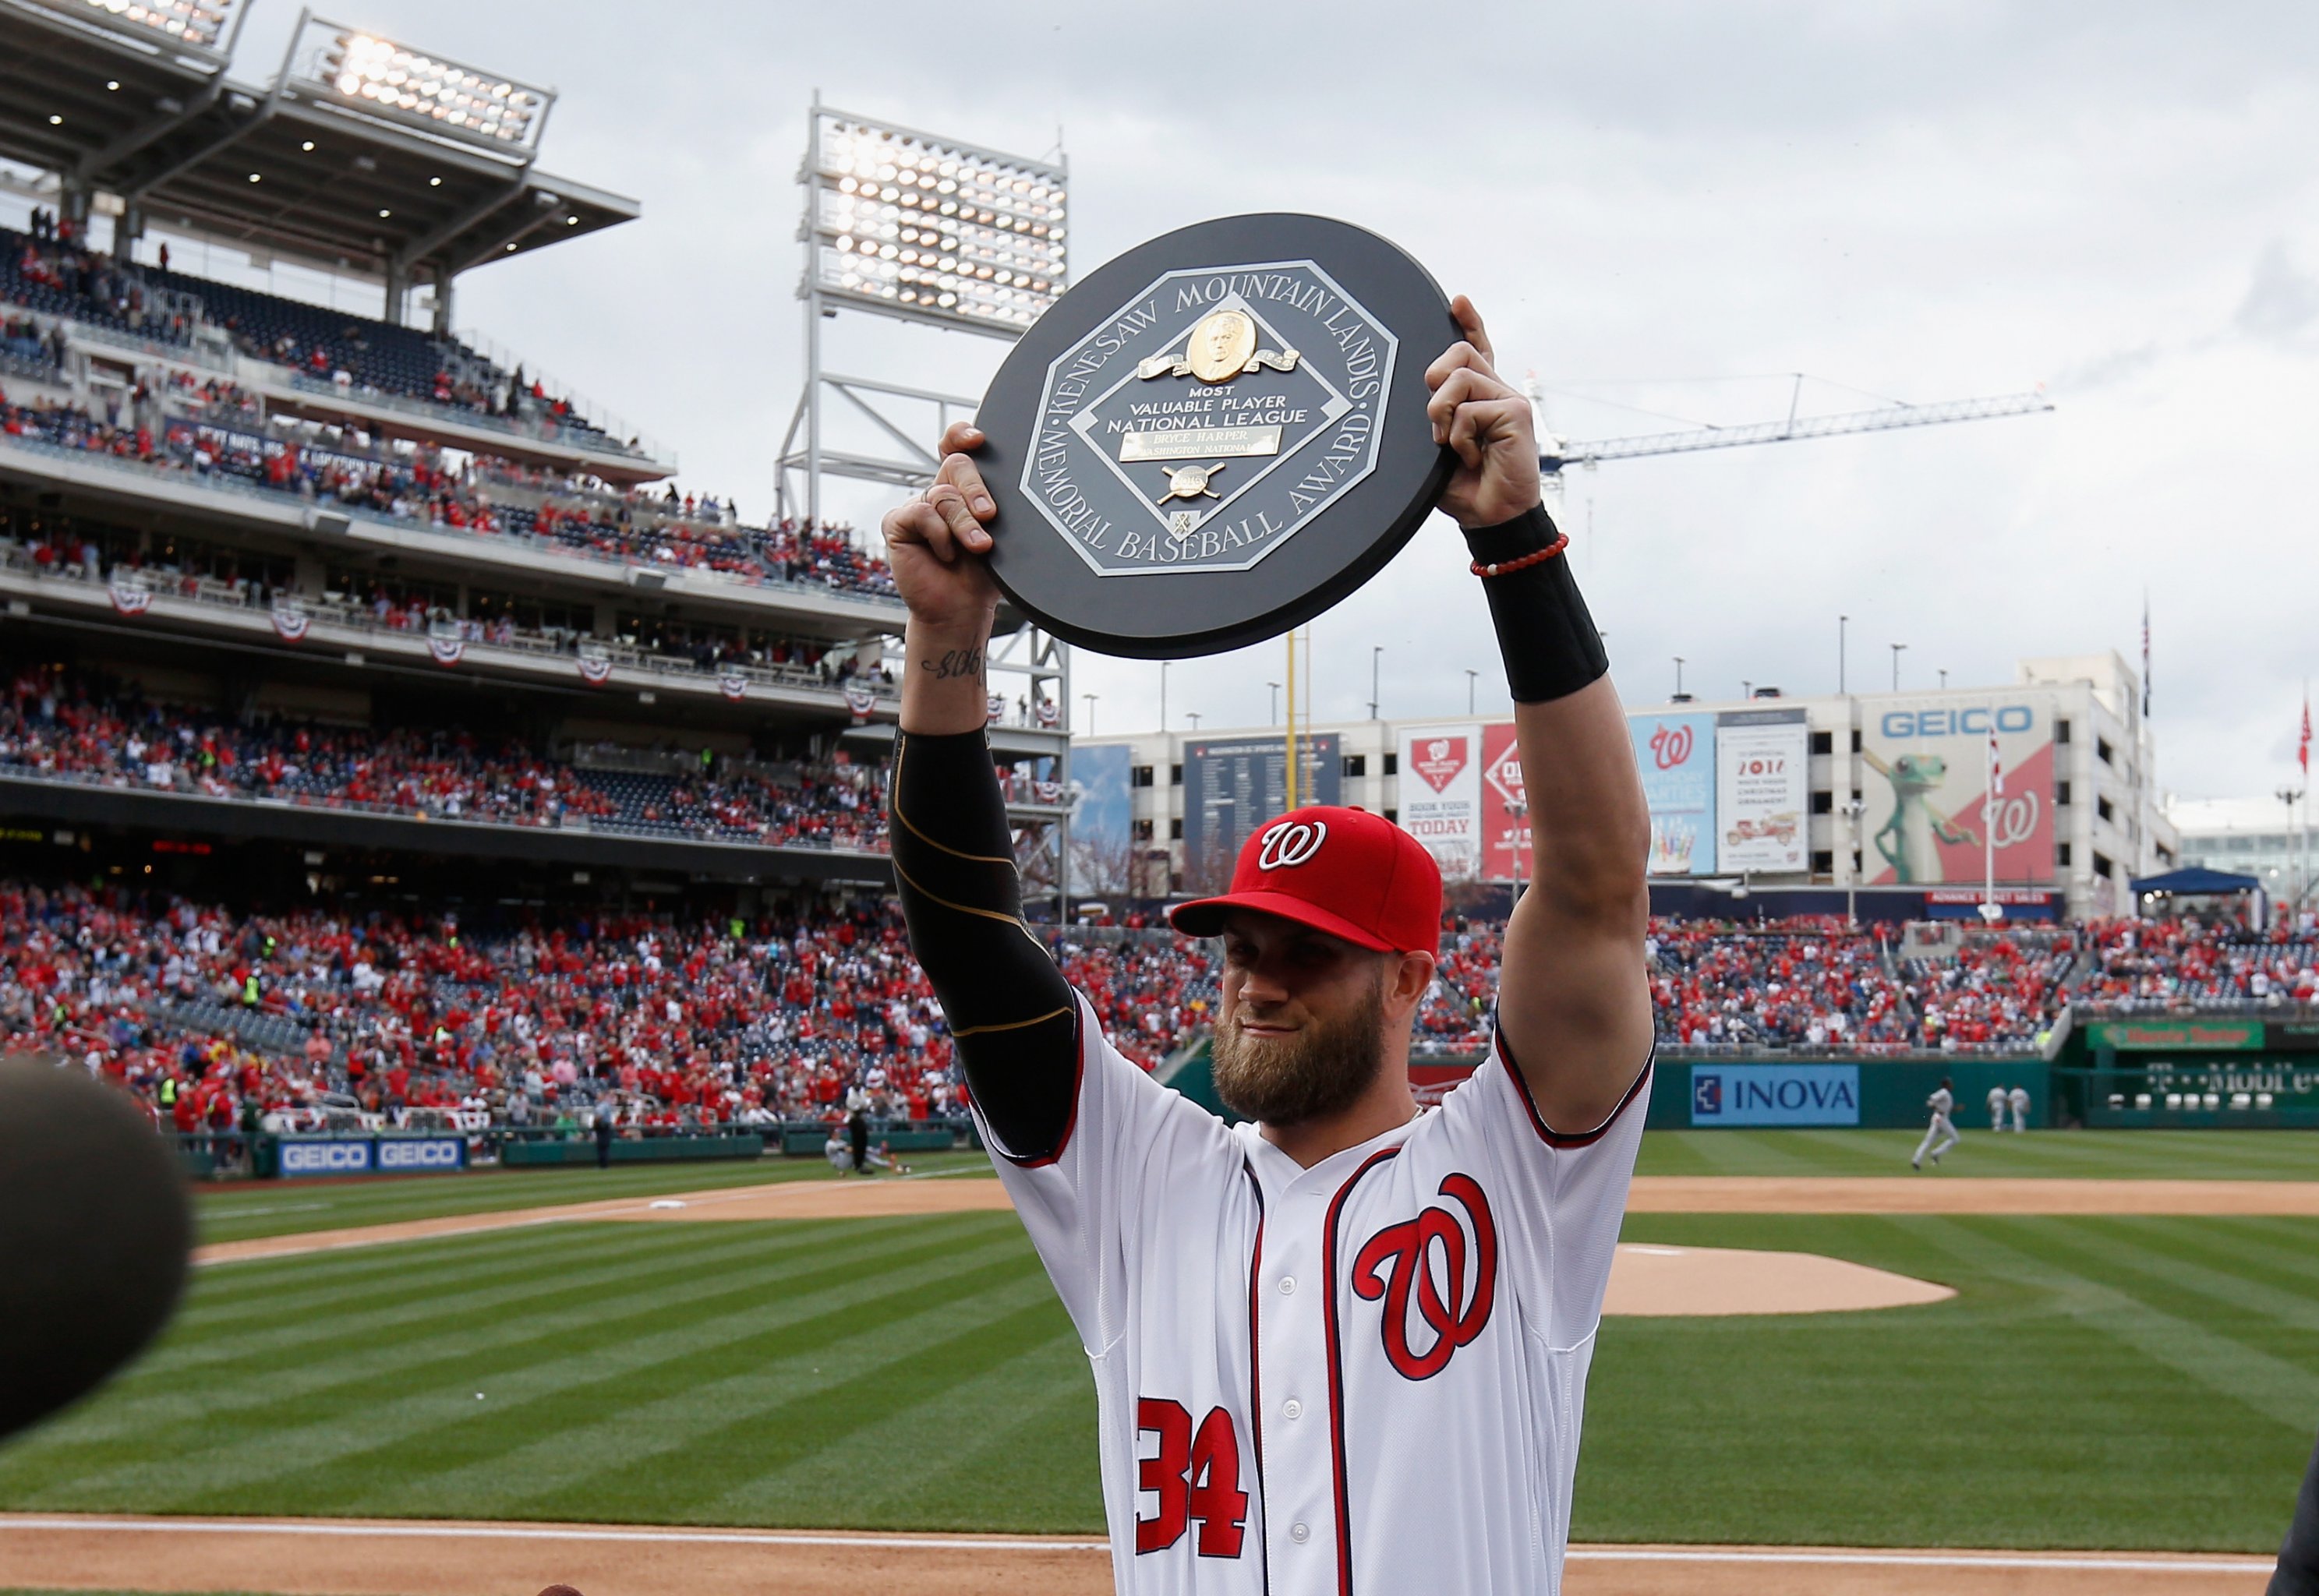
[886,424,1079,1161]
[1426,298,1655,1132]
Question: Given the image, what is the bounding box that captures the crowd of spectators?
[2077,916,2319,1008]
[1649,916,1918,1050]
[1902,931,2077,1050]
[0,666,889,852]
[11,866,2319,1151]
[0,882,1218,1137]
[0,384,900,602]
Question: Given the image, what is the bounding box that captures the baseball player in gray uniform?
[883,298,1654,1594]
[1913,1077,1960,1169]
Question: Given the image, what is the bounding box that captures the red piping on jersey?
[1495,1027,1656,1148]
[1243,1158,1271,1594]
[990,1001,1087,1169]
[1321,1144,1402,1596]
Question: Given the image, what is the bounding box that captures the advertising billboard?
[1396,723,1483,879]
[1183,734,1339,889]
[1628,710,1716,876]
[1715,708,1809,875]
[1689,1064,1861,1126]
[1067,743,1135,896]
[1479,722,1529,883]
[1862,696,2055,887]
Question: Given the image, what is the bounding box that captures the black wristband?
[1462,504,1609,704]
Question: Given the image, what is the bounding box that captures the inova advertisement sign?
[1396,723,1483,879]
[1861,697,2055,887]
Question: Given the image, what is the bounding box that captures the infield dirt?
[195,1171,2319,1268]
[0,1514,2275,1596]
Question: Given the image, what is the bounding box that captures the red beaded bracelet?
[1470,533,1569,578]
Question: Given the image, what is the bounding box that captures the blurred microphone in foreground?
[0,1056,192,1441]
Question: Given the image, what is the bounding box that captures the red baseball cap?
[1169,805,1442,955]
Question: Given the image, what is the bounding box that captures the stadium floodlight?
[803,104,1067,337]
[280,12,557,156]
[29,0,244,59]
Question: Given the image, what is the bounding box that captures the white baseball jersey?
[2008,1086,2030,1117]
[1987,1086,2006,1116]
[977,990,1651,1595]
[1928,1086,1954,1118]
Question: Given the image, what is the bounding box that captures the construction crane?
[1530,376,2052,479]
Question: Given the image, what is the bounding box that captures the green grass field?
[9,1149,2319,1551]
[1633,1126,2319,1180]
[193,1151,990,1245]
[187,1128,2319,1247]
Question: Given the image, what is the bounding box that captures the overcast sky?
[147,3,2319,798]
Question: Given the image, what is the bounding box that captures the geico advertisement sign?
[1862,697,2055,888]
[377,1138,464,1171]
[280,1139,374,1175]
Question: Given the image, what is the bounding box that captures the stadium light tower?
[779,95,1069,523]
[33,0,249,63]
[781,96,1075,924]
[280,12,557,158]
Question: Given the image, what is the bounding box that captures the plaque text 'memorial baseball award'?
[975,214,1456,659]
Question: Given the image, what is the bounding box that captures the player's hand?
[884,422,1001,634]
[1425,296,1542,531]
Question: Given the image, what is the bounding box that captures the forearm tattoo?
[922,647,984,681]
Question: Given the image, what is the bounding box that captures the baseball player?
[885,298,1653,1594]
[2008,1082,2031,1132]
[1987,1083,2006,1133]
[1913,1076,1960,1169]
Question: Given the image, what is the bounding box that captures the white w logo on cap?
[1257,820,1328,870]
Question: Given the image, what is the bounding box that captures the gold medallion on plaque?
[1135,308,1303,383]
[1186,310,1257,383]
[1157,461,1226,502]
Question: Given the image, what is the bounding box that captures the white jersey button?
[1278,1275,1297,1295]
[1282,1398,1303,1420]
[1290,1522,1311,1544]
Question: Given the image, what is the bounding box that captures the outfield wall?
[1171,1044,2055,1130]
[1641,1057,2046,1131]
[2053,1014,2319,1128]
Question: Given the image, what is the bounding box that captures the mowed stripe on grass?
[1632,1128,2319,1181]
[0,1216,1103,1535]
[1583,1211,2319,1551]
[7,1205,2318,1550]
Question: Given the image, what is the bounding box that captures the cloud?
[2235,241,2319,345]
[186,0,2319,803]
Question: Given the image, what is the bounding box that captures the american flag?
[2301,687,2310,776]
[2141,594,2151,719]
[1989,722,2003,795]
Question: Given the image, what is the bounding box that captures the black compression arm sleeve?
[1463,504,1610,704]
[890,729,1079,1161]
[2274,1431,2319,1596]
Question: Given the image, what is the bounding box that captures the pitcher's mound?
[1606,1243,1953,1316]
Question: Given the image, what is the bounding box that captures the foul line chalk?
[0,1519,2275,1571]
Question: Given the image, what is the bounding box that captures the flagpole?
[1985,722,1998,921]
[1284,629,1298,812]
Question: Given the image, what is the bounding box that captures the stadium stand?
[9,868,2318,1145]
[0,389,900,601]
[2079,916,2319,1008]
[1,666,890,852]
[0,882,1213,1135]
[6,221,625,451]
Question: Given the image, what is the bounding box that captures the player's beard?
[1211,963,1388,1126]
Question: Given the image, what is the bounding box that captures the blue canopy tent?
[2127,866,2267,925]
[2128,867,2264,895]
